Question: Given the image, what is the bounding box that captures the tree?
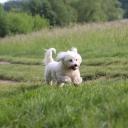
[119,0,128,18]
[73,0,123,22]
[3,0,124,27]
[0,4,10,37]
[6,12,34,34]
[102,0,123,21]
[22,0,77,26]
[4,0,23,12]
[48,0,77,26]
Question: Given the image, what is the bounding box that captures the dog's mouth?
[69,65,78,70]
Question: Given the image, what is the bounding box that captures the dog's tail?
[71,47,77,53]
[44,48,56,65]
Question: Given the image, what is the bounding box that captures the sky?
[0,0,9,3]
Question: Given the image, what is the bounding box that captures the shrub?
[72,0,123,22]
[6,12,34,34]
[22,0,77,26]
[0,5,10,37]
[0,10,49,37]
[33,15,49,31]
[48,0,77,26]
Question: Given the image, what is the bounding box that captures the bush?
[0,5,10,37]
[33,15,49,31]
[0,10,49,37]
[119,0,128,18]
[3,0,124,26]
[7,12,34,34]
[71,0,123,22]
[48,0,77,26]
[0,16,10,37]
[22,0,77,26]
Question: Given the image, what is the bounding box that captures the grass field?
[0,20,128,128]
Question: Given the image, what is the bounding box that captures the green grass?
[0,20,128,127]
[0,81,128,128]
[0,64,43,82]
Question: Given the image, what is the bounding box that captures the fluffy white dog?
[44,47,82,86]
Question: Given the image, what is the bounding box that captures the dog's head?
[57,48,82,70]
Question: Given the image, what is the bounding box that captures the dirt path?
[0,80,18,84]
[0,61,10,64]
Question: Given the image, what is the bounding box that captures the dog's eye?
[69,59,72,62]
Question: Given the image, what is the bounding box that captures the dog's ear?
[71,47,77,53]
[56,52,66,61]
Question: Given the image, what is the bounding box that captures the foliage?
[0,10,49,37]
[0,0,125,37]
[119,0,128,18]
[3,0,124,26]
[48,0,77,26]
[103,0,123,20]
[4,0,23,11]
[23,0,77,26]
[0,5,10,37]
[33,15,49,31]
[7,12,34,34]
[27,0,123,23]
[25,0,57,25]
[0,4,4,16]
[73,0,123,22]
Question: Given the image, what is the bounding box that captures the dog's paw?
[73,77,82,85]
[57,76,71,85]
[64,76,72,83]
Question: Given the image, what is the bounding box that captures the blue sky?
[0,0,9,3]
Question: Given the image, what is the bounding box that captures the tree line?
[119,0,128,18]
[0,0,127,37]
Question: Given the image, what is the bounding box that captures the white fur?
[44,48,56,65]
[44,48,82,86]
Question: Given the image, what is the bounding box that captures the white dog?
[44,48,82,86]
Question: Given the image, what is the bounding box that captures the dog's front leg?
[57,76,72,85]
[45,72,52,85]
[73,77,82,85]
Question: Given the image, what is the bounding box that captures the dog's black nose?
[74,64,77,67]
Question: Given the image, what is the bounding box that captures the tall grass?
[0,20,128,128]
[0,81,128,128]
[0,20,128,58]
